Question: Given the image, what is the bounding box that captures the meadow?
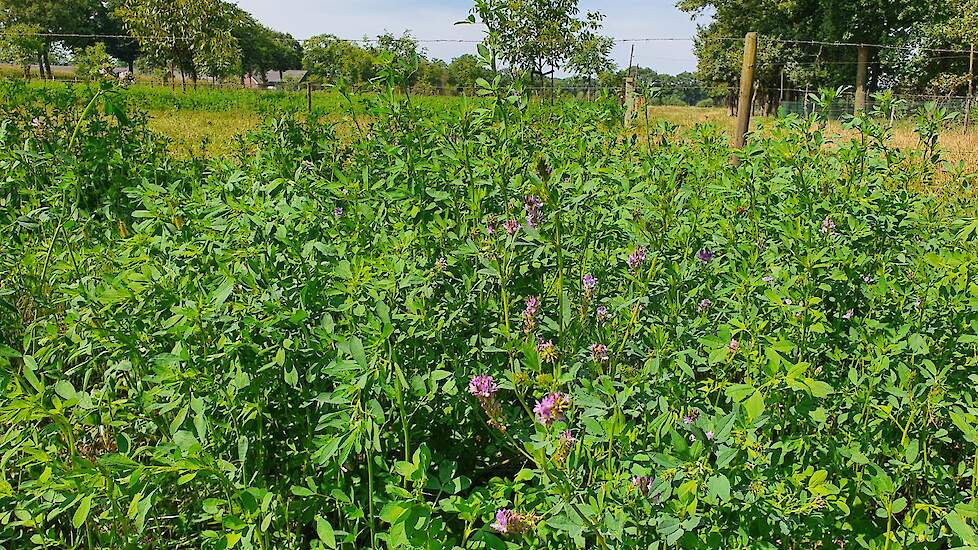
[2,78,978,550]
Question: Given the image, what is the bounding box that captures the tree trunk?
[128,60,134,73]
[43,49,52,79]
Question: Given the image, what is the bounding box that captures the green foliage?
[116,0,241,84]
[74,42,114,82]
[0,23,43,78]
[2,73,978,550]
[471,0,605,80]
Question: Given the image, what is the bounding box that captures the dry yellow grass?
[146,109,261,157]
[142,101,978,169]
[645,106,978,169]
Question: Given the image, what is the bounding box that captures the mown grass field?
[2,79,978,549]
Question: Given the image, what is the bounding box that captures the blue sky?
[233,0,707,74]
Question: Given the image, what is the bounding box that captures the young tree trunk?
[43,49,52,79]
[128,60,134,73]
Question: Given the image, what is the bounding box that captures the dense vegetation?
[2,75,978,550]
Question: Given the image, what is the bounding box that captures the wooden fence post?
[734,32,758,149]
[855,45,869,112]
[624,75,636,126]
[966,43,974,133]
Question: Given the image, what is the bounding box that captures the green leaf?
[725,383,754,402]
[349,337,368,369]
[707,474,731,502]
[22,354,43,393]
[744,390,765,421]
[72,494,93,529]
[54,379,76,400]
[316,515,336,548]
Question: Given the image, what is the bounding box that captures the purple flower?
[682,409,699,425]
[582,274,598,296]
[763,275,774,284]
[492,509,532,534]
[842,308,854,320]
[697,248,716,264]
[468,375,498,399]
[522,296,541,334]
[728,338,739,353]
[536,339,558,363]
[820,215,836,235]
[863,275,875,285]
[504,219,520,236]
[705,430,714,441]
[30,117,42,128]
[533,392,571,426]
[560,430,577,443]
[333,207,343,218]
[435,257,447,271]
[524,195,544,228]
[590,343,609,363]
[469,375,507,431]
[627,247,647,273]
[596,306,609,322]
[697,299,712,313]
[631,475,655,495]
[487,222,495,235]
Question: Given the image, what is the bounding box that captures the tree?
[303,34,375,85]
[566,15,615,93]
[470,0,603,81]
[679,0,931,110]
[0,0,102,78]
[0,23,43,79]
[75,41,114,81]
[447,54,490,93]
[116,0,240,88]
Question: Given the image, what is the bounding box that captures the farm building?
[245,69,308,89]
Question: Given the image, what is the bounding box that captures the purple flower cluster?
[697,299,712,313]
[522,296,540,334]
[596,306,609,322]
[469,375,506,431]
[590,343,609,363]
[627,247,647,273]
[524,195,543,228]
[533,392,571,426]
[705,430,715,441]
[582,274,598,298]
[763,275,774,284]
[468,375,497,399]
[728,338,739,353]
[536,339,558,363]
[504,219,520,236]
[682,409,700,425]
[842,308,854,320]
[631,475,655,495]
[333,207,343,218]
[434,257,448,271]
[492,509,534,535]
[697,248,716,264]
[820,215,836,235]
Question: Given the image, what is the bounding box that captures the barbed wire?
[12,31,976,56]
